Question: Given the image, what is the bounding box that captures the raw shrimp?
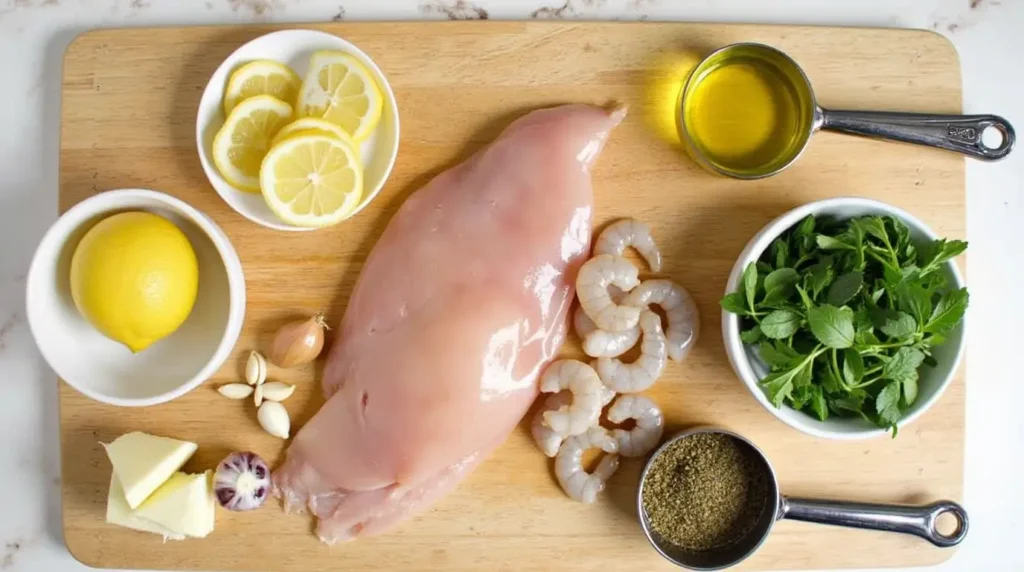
[595,310,668,393]
[623,279,700,362]
[539,360,605,437]
[576,254,641,332]
[593,219,663,272]
[607,395,665,457]
[531,393,572,457]
[554,426,620,503]
[573,306,640,358]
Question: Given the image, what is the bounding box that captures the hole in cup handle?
[924,500,970,548]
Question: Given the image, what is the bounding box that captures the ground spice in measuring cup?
[641,432,770,551]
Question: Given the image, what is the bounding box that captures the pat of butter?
[102,432,198,509]
[135,471,215,539]
[105,474,184,541]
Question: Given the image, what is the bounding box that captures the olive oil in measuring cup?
[678,43,1014,179]
[679,44,815,178]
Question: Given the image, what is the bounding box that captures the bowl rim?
[721,196,967,440]
[26,188,247,407]
[194,28,401,232]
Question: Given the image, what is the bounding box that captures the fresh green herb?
[720,214,969,435]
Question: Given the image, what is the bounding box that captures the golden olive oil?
[680,45,815,178]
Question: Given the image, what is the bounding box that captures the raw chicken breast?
[275,104,625,543]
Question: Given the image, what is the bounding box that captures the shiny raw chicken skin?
[275,104,625,543]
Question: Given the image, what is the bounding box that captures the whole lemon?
[70,211,199,353]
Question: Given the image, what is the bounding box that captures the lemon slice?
[296,51,383,142]
[260,133,363,227]
[270,117,360,157]
[223,60,301,114]
[212,95,293,192]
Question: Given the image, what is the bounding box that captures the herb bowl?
[721,197,966,440]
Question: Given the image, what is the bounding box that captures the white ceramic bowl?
[722,197,966,440]
[196,29,400,232]
[26,189,246,407]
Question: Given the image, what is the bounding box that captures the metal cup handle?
[779,497,968,548]
[819,109,1015,161]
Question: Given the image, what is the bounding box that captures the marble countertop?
[1,0,1021,570]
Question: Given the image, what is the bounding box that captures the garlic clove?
[261,382,295,402]
[257,401,290,439]
[245,351,267,386]
[218,384,254,399]
[254,384,264,407]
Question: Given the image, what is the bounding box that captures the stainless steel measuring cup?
[636,428,968,571]
[677,42,1015,179]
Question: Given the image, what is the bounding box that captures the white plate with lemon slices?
[196,29,400,231]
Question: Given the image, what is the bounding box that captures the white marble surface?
[1,0,1021,570]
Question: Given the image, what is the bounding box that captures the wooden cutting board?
[59,22,965,571]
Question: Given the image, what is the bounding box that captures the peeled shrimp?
[554,426,620,503]
[531,393,572,457]
[573,305,640,358]
[576,254,641,332]
[623,279,700,363]
[607,395,665,457]
[593,219,662,272]
[539,360,605,437]
[595,310,668,393]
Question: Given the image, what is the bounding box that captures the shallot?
[213,452,272,511]
[269,313,329,367]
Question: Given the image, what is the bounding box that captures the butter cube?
[135,471,215,539]
[102,432,198,509]
[105,474,184,541]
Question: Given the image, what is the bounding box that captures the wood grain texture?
[59,22,965,572]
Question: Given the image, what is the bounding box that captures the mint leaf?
[882,347,925,381]
[925,288,969,335]
[771,239,791,270]
[842,348,864,384]
[855,329,881,347]
[793,359,813,388]
[762,370,795,408]
[919,239,967,272]
[764,268,800,297]
[816,235,855,251]
[760,342,799,369]
[828,271,863,306]
[805,260,834,299]
[876,381,903,427]
[743,262,758,312]
[740,325,764,344]
[902,370,919,405]
[888,216,912,252]
[879,310,917,340]
[720,292,748,315]
[896,282,933,325]
[760,310,801,339]
[810,386,829,421]
[796,284,813,310]
[860,216,889,243]
[796,215,815,238]
[807,304,855,348]
[821,364,843,393]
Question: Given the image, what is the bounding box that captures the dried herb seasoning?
[642,433,769,552]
